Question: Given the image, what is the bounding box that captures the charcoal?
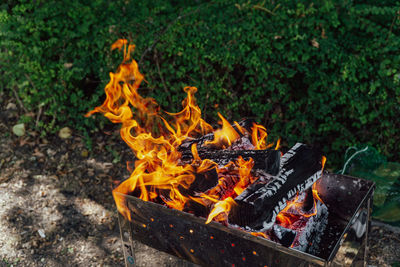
[228,143,324,231]
[178,168,219,196]
[181,149,281,175]
[290,200,329,253]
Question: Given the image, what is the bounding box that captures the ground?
[0,97,399,267]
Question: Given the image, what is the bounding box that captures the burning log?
[179,168,219,196]
[180,149,281,175]
[89,40,376,265]
[178,119,256,151]
[181,168,240,218]
[228,143,324,231]
[287,200,329,253]
[207,168,241,200]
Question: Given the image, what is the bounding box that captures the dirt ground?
[0,96,399,266]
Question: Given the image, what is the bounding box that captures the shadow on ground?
[0,103,128,266]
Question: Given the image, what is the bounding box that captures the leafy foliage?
[1,0,400,167]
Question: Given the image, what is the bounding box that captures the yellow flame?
[275,139,281,150]
[206,197,236,224]
[206,113,240,148]
[233,157,255,196]
[87,39,283,222]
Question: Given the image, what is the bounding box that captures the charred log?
[178,168,219,196]
[228,143,324,231]
[289,200,329,253]
[179,168,219,216]
[178,119,256,151]
[300,188,314,213]
[178,132,215,151]
[130,167,218,210]
[206,171,241,200]
[180,149,281,175]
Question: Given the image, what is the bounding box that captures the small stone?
[38,229,46,238]
[6,102,17,110]
[87,168,95,176]
[58,127,72,139]
[22,242,31,249]
[46,149,57,157]
[12,123,25,137]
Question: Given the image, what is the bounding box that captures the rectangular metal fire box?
[117,172,374,267]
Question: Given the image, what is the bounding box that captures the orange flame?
[251,124,268,149]
[233,157,255,196]
[206,113,240,148]
[206,197,236,224]
[274,138,281,150]
[87,39,279,222]
[251,232,270,239]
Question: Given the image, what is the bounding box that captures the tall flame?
[86,39,276,221]
[206,113,240,148]
[233,157,255,196]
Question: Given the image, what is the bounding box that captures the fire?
[88,39,324,244]
[276,156,326,227]
[86,39,277,222]
[251,232,270,239]
[205,197,236,224]
[233,157,255,196]
[206,113,241,148]
[251,124,268,149]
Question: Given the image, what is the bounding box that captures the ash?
[228,134,255,150]
[291,200,329,254]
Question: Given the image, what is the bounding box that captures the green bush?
[0,0,125,134]
[1,0,400,167]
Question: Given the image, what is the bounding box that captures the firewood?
[288,200,329,253]
[178,119,256,151]
[180,149,281,175]
[178,168,219,196]
[228,143,324,231]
